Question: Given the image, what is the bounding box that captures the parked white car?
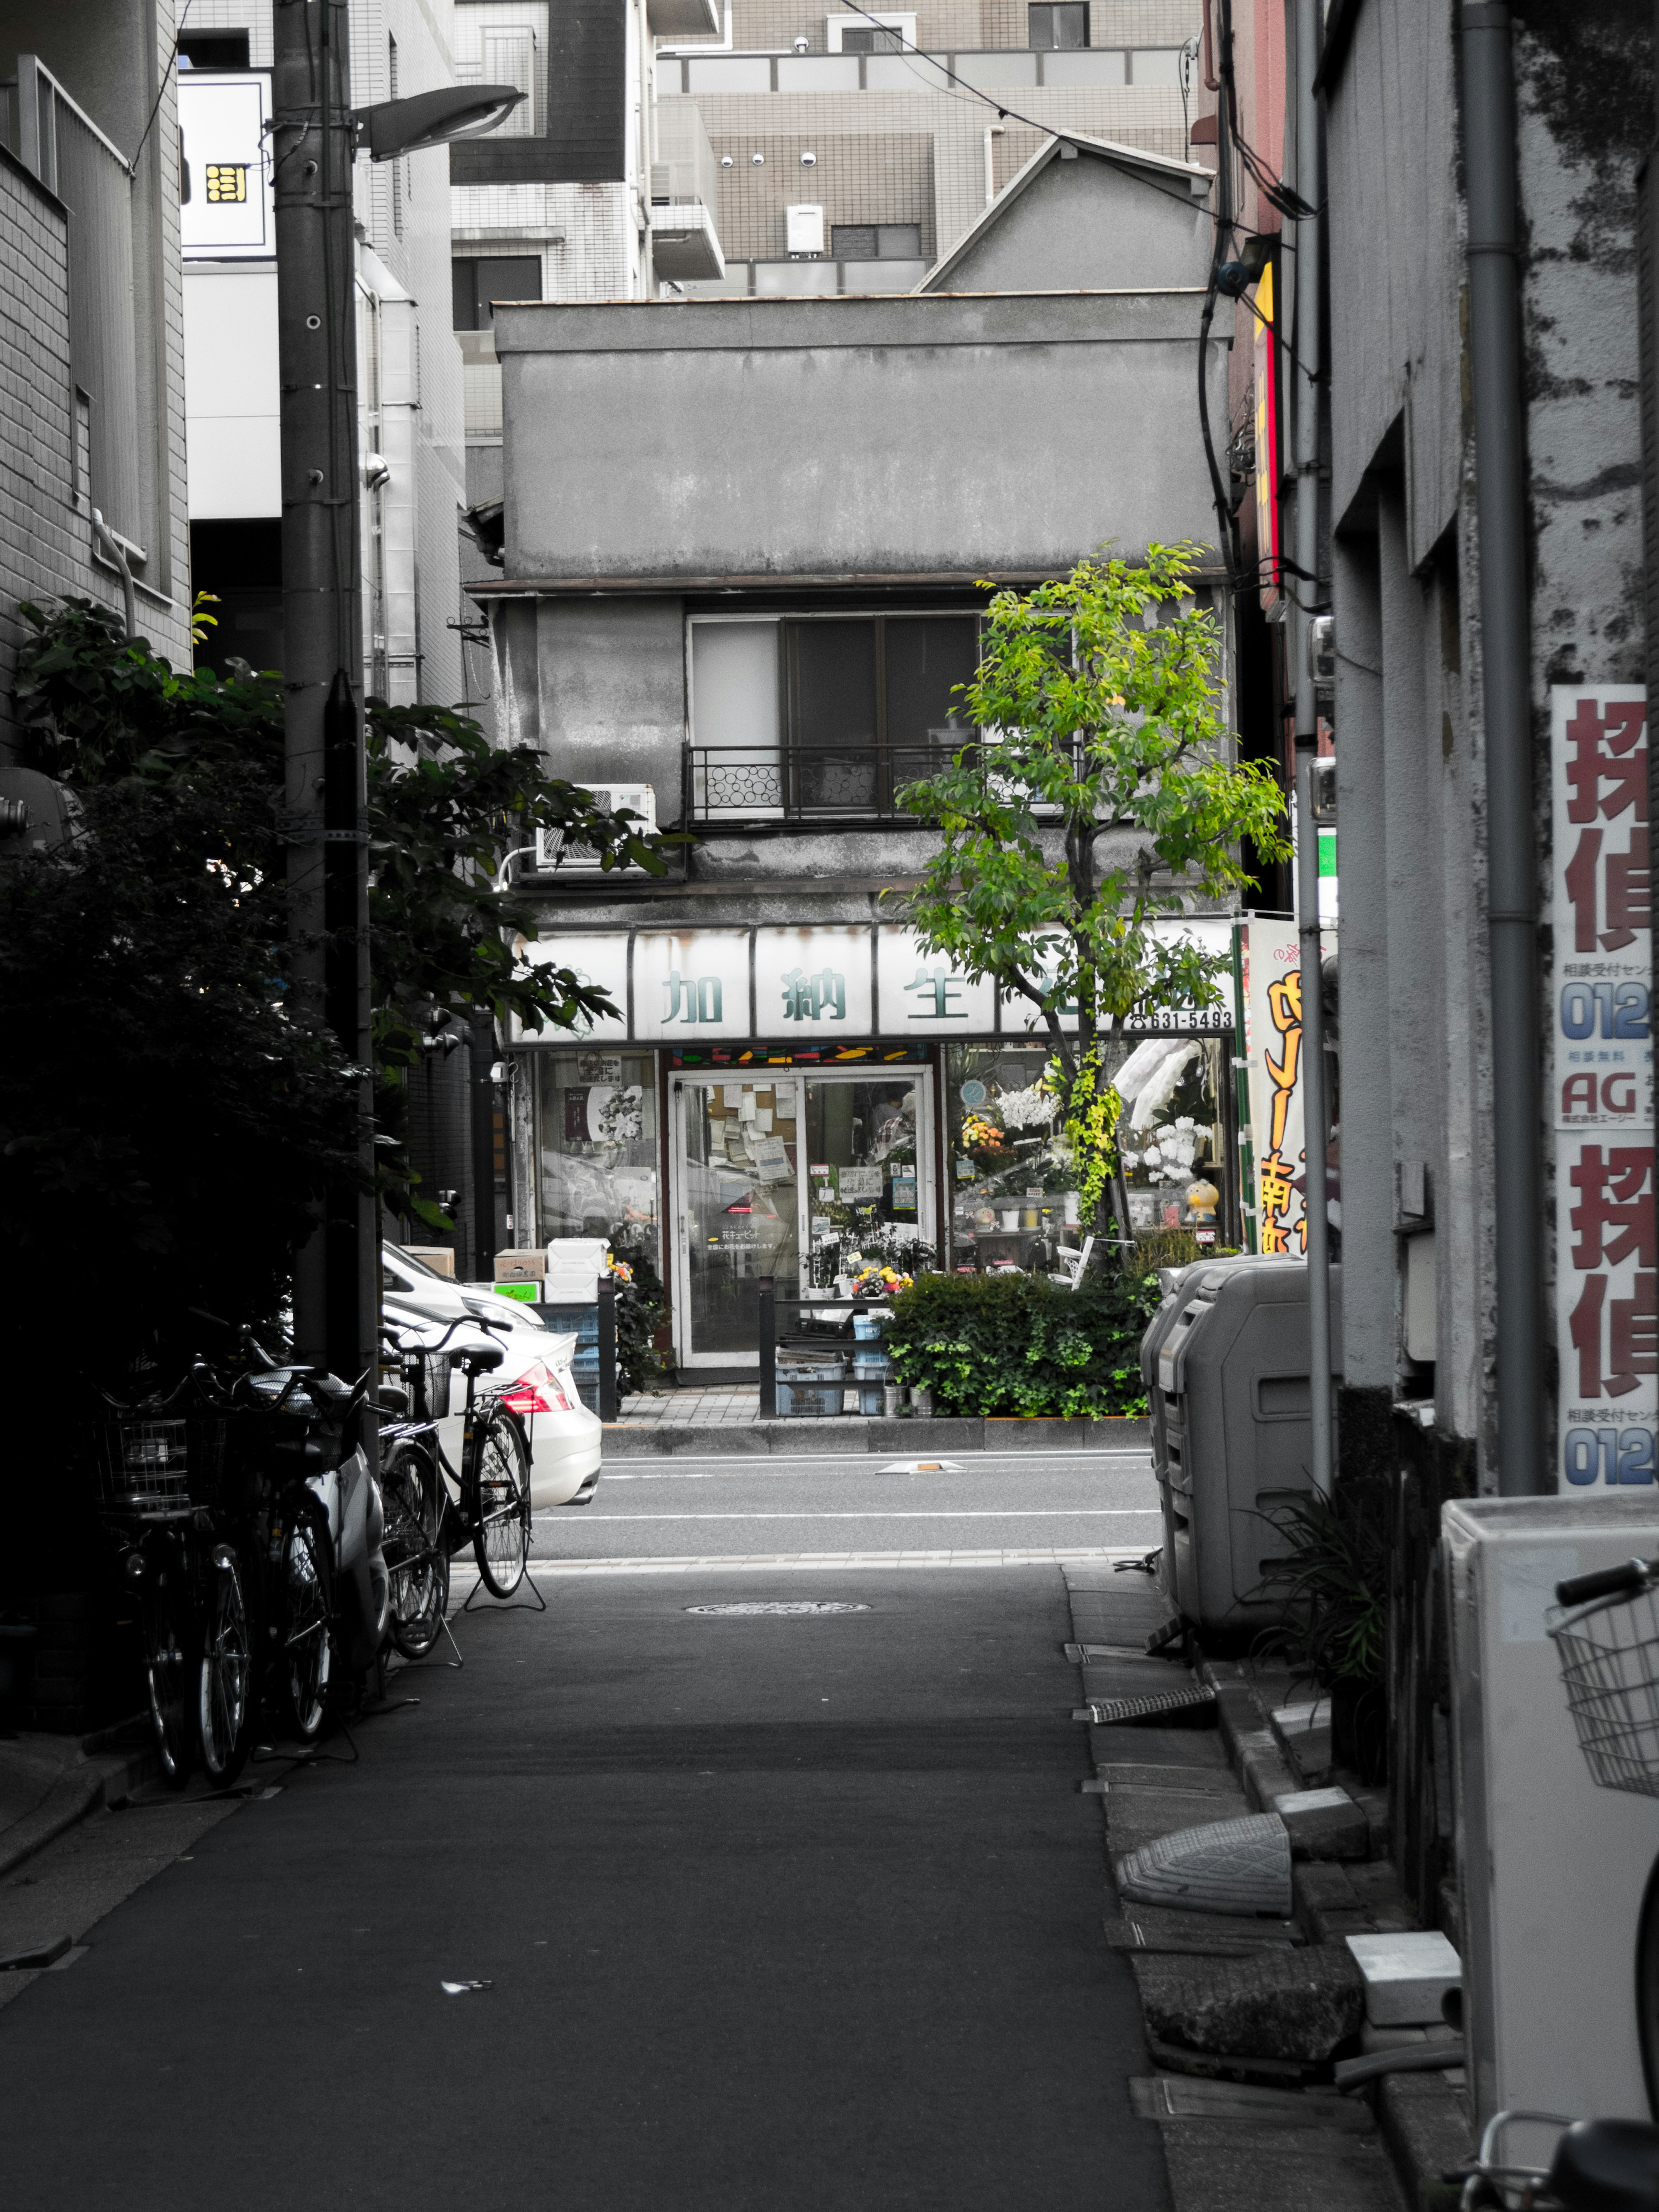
[381,1246,601,1510]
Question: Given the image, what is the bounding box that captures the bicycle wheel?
[197,1544,253,1787]
[382,1446,448,1659]
[472,1409,531,1599]
[279,1503,335,1741]
[142,1542,194,1789]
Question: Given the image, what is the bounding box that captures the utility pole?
[1290,0,1333,1494]
[274,0,377,1411]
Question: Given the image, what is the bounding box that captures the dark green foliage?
[11,601,681,1236]
[0,775,362,1380]
[884,1270,1160,1417]
[1254,1484,1389,1687]
[611,1240,667,1395]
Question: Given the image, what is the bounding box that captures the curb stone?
[0,1735,159,1885]
[601,1413,1153,1457]
[1059,1567,1467,2212]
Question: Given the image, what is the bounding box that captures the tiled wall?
[690,84,1189,265]
[674,0,1198,53]
[707,129,934,262]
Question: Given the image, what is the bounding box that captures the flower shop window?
[533,1049,661,1277]
[1113,1036,1229,1243]
[944,1036,1230,1268]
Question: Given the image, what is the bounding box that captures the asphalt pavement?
[533,1444,1165,1565]
[0,1451,1172,2211]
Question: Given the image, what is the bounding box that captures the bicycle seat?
[1548,2120,1659,2212]
[457,1344,505,1376]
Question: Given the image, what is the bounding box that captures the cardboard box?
[403,1246,455,1279]
[493,1249,547,1283]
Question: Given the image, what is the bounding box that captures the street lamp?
[355,85,524,160]
[273,1,525,1405]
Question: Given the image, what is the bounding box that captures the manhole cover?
[684,1601,872,1616]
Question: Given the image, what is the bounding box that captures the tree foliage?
[12,599,679,1233]
[894,547,1288,1252]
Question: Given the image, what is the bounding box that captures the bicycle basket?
[1548,1579,1659,1798]
[98,1418,192,1515]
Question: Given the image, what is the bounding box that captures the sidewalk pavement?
[0,1727,156,1894]
[618,1386,760,1425]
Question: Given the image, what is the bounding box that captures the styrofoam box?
[1345,1931,1461,2026]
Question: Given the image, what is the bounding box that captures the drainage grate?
[684,1601,872,1616]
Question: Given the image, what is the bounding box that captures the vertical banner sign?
[1551,686,1656,1491]
[1243,918,1307,1254]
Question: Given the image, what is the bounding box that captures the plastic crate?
[776,1380,846,1417]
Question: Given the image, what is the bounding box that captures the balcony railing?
[688,743,963,823]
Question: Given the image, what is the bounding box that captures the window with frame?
[1029,2,1089,47]
[830,222,922,261]
[690,613,980,818]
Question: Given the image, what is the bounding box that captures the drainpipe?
[983,123,1004,208]
[1289,0,1333,1494]
[90,510,136,640]
[1462,3,1542,1494]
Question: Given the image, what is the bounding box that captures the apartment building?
[177,0,469,709]
[0,3,195,747]
[478,140,1233,1374]
[656,0,1201,299]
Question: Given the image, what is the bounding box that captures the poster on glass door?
[1549,685,1656,1491]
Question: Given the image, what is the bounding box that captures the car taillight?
[499,1360,571,1417]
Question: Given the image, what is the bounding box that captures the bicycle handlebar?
[380,1312,510,1357]
[1555,1557,1659,1608]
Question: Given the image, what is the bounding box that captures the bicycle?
[97,1376,254,1791]
[1460,2108,1659,2211]
[379,1313,532,1607]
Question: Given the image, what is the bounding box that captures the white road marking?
[567,1509,1160,1522]
[458,1546,1150,1578]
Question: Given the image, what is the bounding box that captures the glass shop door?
[671,1075,803,1368]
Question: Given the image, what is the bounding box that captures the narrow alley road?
[0,1543,1170,2211]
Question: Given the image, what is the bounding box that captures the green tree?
[10,599,679,1245]
[894,547,1288,1257]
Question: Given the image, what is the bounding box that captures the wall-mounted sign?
[178,75,273,259]
[754,926,874,1034]
[875,927,995,1033]
[634,930,750,1040]
[513,924,1234,1047]
[997,918,1235,1034]
[514,935,628,1042]
[1549,686,1655,1493]
[1240,918,1310,1256]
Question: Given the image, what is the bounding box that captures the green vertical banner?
[1232,922,1257,1253]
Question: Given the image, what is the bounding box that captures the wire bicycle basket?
[1547,1558,1659,1799]
[96,1418,193,1516]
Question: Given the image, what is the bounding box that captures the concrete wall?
[925,144,1211,292]
[1322,0,1654,1488]
[495,289,1225,579]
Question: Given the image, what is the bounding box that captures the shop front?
[511,922,1237,1373]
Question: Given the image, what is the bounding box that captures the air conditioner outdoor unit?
[786,203,825,256]
[534,782,656,871]
[1445,1494,1659,2132]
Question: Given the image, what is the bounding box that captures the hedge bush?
[884,1270,1163,1418]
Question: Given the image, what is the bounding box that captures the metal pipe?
[90,510,136,639]
[275,1,376,1411]
[1462,2,1542,1494]
[1290,0,1332,1493]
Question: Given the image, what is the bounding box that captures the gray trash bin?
[1154,1257,1342,1633]
[1140,1256,1280,1590]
